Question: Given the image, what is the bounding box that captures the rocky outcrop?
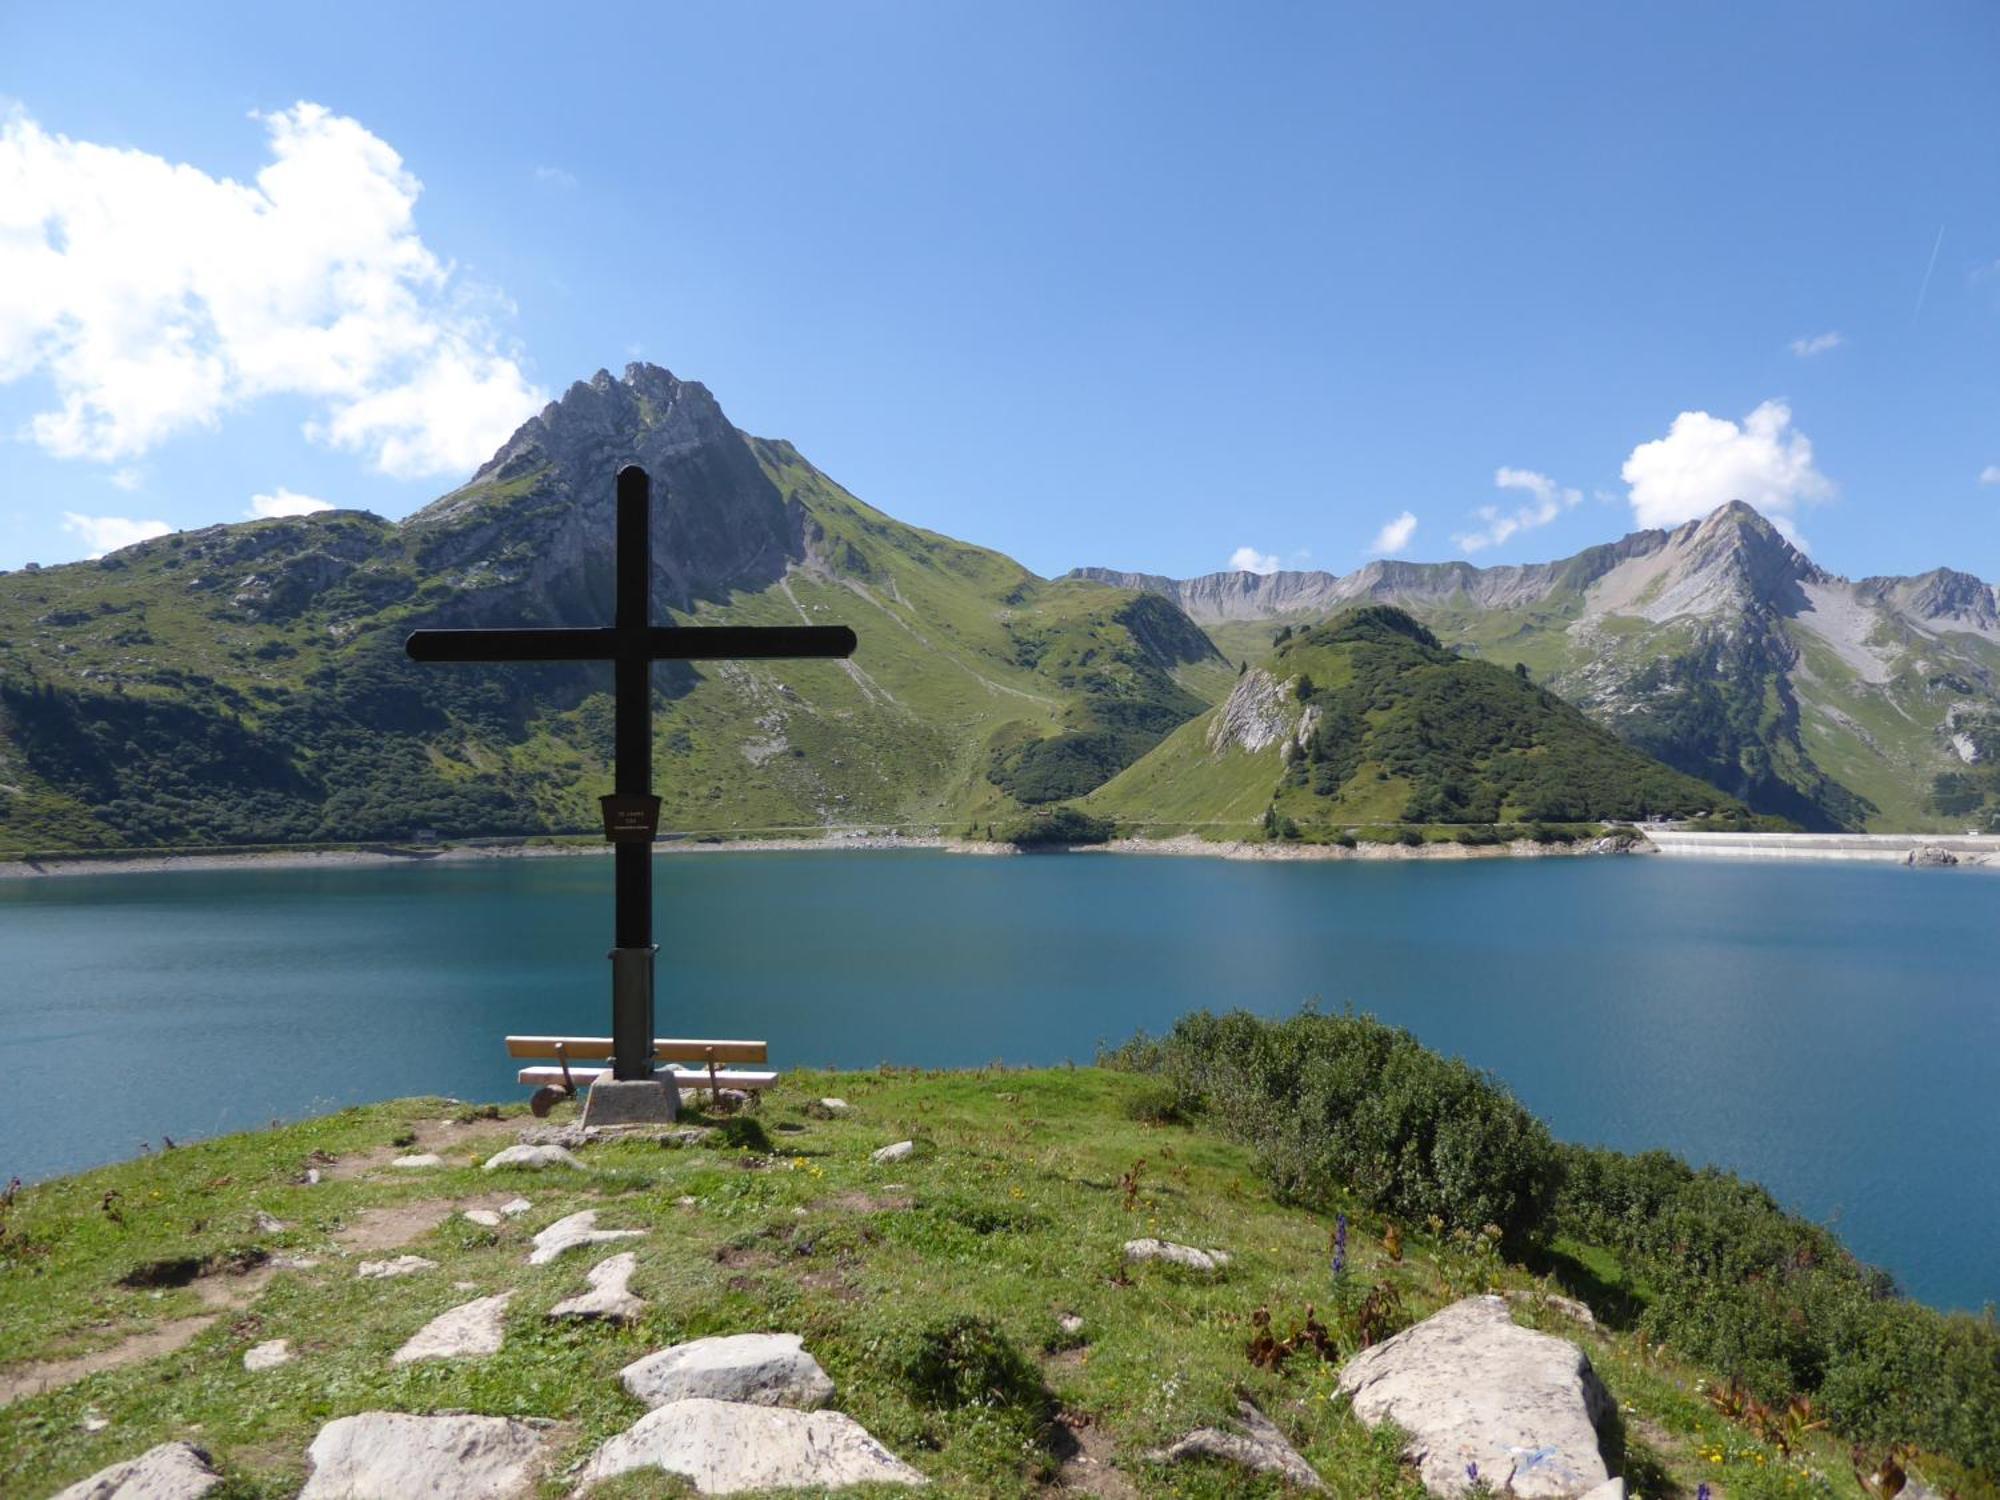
[1150,1399,1323,1489]
[1337,1296,1614,1499]
[1123,1238,1231,1272]
[619,1332,835,1409]
[50,1441,221,1499]
[390,1292,513,1364]
[299,1413,546,1500]
[578,1398,926,1492]
[1207,668,1294,754]
[527,1210,646,1266]
[549,1252,645,1324]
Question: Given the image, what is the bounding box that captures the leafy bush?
[994,806,1115,847]
[895,1315,1047,1412]
[1105,1008,1560,1250]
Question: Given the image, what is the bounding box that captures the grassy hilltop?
[3,1017,1992,1498]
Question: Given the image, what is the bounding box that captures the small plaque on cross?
[599,793,661,843]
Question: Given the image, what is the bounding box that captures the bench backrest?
[505,1035,768,1065]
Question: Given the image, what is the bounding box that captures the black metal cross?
[405,464,856,1082]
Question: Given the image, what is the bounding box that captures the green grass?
[0,1071,1940,1499]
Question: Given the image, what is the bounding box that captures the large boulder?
[620,1332,835,1409]
[1337,1295,1614,1499]
[49,1442,221,1500]
[299,1412,546,1499]
[578,1398,925,1492]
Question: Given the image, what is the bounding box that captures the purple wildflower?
[1333,1213,1348,1279]
[1467,1462,1480,1485]
[1697,1486,1711,1500]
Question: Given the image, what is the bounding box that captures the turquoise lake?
[2,851,1994,1311]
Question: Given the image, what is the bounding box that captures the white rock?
[463,1209,503,1227]
[527,1210,646,1266]
[299,1412,546,1499]
[482,1143,584,1172]
[579,1397,925,1492]
[870,1140,915,1165]
[819,1098,850,1112]
[499,1197,533,1216]
[1506,1289,1597,1328]
[549,1252,645,1324]
[303,1168,321,1186]
[253,1211,288,1233]
[1123,1237,1231,1272]
[620,1332,835,1409]
[391,1292,513,1363]
[390,1153,443,1169]
[1059,1313,1084,1335]
[1152,1400,1324,1490]
[271,1254,321,1271]
[79,1409,110,1433]
[49,1440,221,1499]
[1578,1482,1627,1500]
[243,1339,293,1371]
[356,1255,436,1280]
[1338,1295,1613,1499]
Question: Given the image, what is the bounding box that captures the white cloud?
[108,466,142,491]
[61,511,170,558]
[1621,400,1833,531]
[247,487,332,518]
[1229,545,1280,575]
[1789,331,1843,358]
[0,102,544,478]
[1980,465,2000,486]
[533,165,578,190]
[1454,468,1582,553]
[1368,511,1418,556]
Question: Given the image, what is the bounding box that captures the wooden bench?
[504,1035,776,1113]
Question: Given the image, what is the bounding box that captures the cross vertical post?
[611,464,656,1081]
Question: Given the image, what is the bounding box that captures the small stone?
[578,1398,925,1491]
[1151,1400,1323,1490]
[527,1209,646,1266]
[271,1254,322,1270]
[303,1168,321,1186]
[1059,1313,1084,1335]
[1123,1238,1230,1272]
[871,1140,915,1165]
[391,1291,513,1363]
[1506,1288,1597,1328]
[620,1332,835,1409]
[482,1143,584,1172]
[453,1281,478,1291]
[463,1209,503,1227]
[357,1255,437,1280]
[49,1441,221,1499]
[79,1408,110,1433]
[549,1251,645,1324]
[819,1097,850,1113]
[390,1153,443,1169]
[499,1197,532,1216]
[243,1339,293,1371]
[1578,1482,1628,1500]
[675,1195,698,1208]
[253,1211,288,1233]
[300,1412,546,1499]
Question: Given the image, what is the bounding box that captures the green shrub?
[1109,1008,1559,1250]
[994,806,1115,847]
[895,1315,1047,1412]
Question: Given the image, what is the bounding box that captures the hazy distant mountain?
[1072,504,2000,831]
[0,365,1230,852]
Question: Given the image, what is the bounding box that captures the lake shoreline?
[0,830,1636,878]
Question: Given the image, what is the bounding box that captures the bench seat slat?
[506,1035,768,1064]
[517,1065,779,1091]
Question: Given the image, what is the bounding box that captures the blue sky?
[3,2,1996,581]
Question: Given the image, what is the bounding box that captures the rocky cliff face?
[401,364,795,624]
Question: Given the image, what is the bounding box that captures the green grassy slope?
[4,1070,1974,1498]
[1089,606,1742,836]
[0,437,1226,855]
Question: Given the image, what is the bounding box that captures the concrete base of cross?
[581,1075,681,1127]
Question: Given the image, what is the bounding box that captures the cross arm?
[404,624,857,663]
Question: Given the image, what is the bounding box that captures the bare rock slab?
[356,1255,436,1280]
[500,1197,533,1216]
[1124,1237,1231,1272]
[300,1412,546,1499]
[390,1291,513,1364]
[549,1251,645,1324]
[482,1143,583,1172]
[620,1332,835,1409]
[1337,1295,1613,1499]
[463,1208,503,1227]
[1152,1400,1324,1490]
[579,1397,925,1493]
[243,1338,293,1372]
[50,1441,221,1499]
[527,1209,646,1266]
[390,1153,443,1169]
[871,1140,915,1165]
